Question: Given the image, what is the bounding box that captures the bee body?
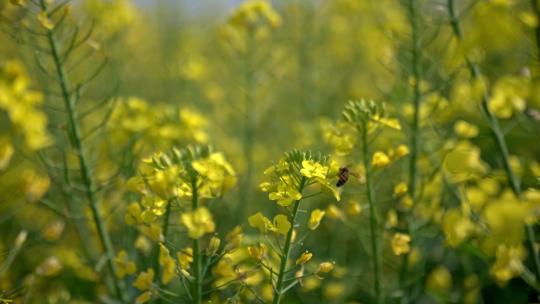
[336,167,350,187]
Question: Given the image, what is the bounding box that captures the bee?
[336,166,350,187]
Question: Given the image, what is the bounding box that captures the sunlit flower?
[308,209,326,230]
[248,243,267,261]
[296,251,313,265]
[316,261,335,275]
[391,233,411,256]
[371,151,390,169]
[181,207,215,239]
[300,160,328,179]
[159,244,176,284]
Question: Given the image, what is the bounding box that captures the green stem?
[400,0,422,301]
[273,178,306,304]
[406,0,422,200]
[191,177,202,304]
[363,126,382,304]
[39,1,126,301]
[447,0,540,280]
[531,0,540,62]
[154,201,172,304]
[239,33,256,219]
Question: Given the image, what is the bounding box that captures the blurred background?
[1,0,540,303]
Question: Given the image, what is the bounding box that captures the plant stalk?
[363,126,382,304]
[191,177,202,304]
[273,178,306,304]
[400,0,422,301]
[531,0,540,62]
[40,1,126,301]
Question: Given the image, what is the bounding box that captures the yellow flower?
[248,243,267,261]
[225,226,243,251]
[316,261,335,275]
[273,214,291,235]
[386,210,398,228]
[125,203,143,226]
[308,209,326,230]
[454,120,479,138]
[37,10,54,30]
[482,191,532,252]
[443,209,475,247]
[207,236,221,256]
[248,212,290,235]
[135,291,153,304]
[345,200,362,216]
[321,120,357,155]
[371,151,390,169]
[268,184,302,206]
[248,212,274,233]
[133,268,154,291]
[0,137,14,170]
[177,248,193,270]
[394,144,410,159]
[443,143,487,183]
[115,250,136,278]
[22,170,50,202]
[159,244,176,284]
[300,160,328,179]
[326,204,344,220]
[393,182,408,197]
[391,233,411,256]
[426,266,452,293]
[296,251,313,265]
[181,207,215,239]
[490,245,525,285]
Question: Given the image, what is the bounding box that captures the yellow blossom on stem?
[133,268,154,291]
[308,209,326,230]
[394,144,410,159]
[181,207,215,239]
[296,251,313,265]
[393,182,408,197]
[207,236,221,256]
[273,214,291,235]
[454,120,479,138]
[177,248,193,271]
[159,244,176,284]
[37,10,54,30]
[248,243,267,261]
[268,184,302,206]
[371,151,390,169]
[443,208,475,247]
[248,212,274,233]
[300,160,329,179]
[316,261,335,275]
[391,233,411,256]
[490,244,526,285]
[135,291,153,304]
[115,250,136,278]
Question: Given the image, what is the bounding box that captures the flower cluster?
[126,146,236,237]
[259,149,341,205]
[0,61,51,167]
[220,0,281,51]
[109,97,209,155]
